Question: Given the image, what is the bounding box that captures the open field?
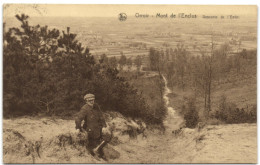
[4,15,257,60]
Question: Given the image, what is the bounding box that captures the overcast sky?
[3,4,257,18]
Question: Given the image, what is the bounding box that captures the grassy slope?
[168,66,257,120]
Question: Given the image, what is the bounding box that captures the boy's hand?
[102,127,111,135]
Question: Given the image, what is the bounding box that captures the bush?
[214,95,257,124]
[128,75,167,125]
[93,67,148,121]
[183,97,199,128]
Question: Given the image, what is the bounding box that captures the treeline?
[99,53,143,72]
[3,14,164,125]
[148,43,257,126]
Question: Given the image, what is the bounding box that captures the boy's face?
[86,98,95,107]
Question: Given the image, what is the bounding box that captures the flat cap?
[84,93,95,100]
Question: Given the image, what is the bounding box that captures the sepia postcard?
[2,4,257,164]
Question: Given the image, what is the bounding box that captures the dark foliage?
[182,97,199,128]
[3,14,164,124]
[214,95,257,124]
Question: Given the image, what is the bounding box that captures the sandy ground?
[3,116,257,164]
[111,118,257,163]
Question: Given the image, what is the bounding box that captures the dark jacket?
[75,103,106,139]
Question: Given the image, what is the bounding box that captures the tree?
[3,14,95,116]
[119,54,127,70]
[205,36,216,118]
[183,97,199,128]
[4,14,62,115]
[213,43,230,82]
[148,47,164,104]
[108,56,118,69]
[174,44,188,91]
[126,57,132,71]
[134,55,142,72]
[195,36,219,120]
[149,47,161,72]
[165,48,169,61]
[99,54,109,64]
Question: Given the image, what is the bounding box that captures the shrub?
[183,97,199,128]
[214,95,257,124]
[128,75,167,125]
